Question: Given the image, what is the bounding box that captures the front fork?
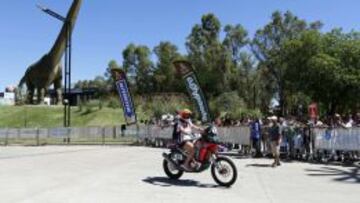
[210,153,221,169]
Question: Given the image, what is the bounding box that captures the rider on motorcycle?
[177,109,203,171]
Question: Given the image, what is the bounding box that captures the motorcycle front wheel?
[211,156,237,187]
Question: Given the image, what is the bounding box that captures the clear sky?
[1,0,360,91]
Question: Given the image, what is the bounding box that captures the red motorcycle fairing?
[196,141,218,162]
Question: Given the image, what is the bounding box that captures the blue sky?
[1,0,360,91]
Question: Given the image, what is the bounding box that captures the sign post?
[173,60,212,123]
[111,68,137,125]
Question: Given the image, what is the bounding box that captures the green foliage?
[122,44,154,94]
[223,24,249,65]
[186,13,234,96]
[145,95,189,119]
[0,106,127,128]
[210,92,245,114]
[83,100,101,115]
[282,29,360,114]
[228,108,262,120]
[252,11,322,115]
[70,11,359,118]
[107,96,121,109]
[153,41,184,92]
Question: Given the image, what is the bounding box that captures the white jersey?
[177,119,196,142]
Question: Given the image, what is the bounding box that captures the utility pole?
[37,4,72,127]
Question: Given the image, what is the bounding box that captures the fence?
[0,126,141,146]
[141,125,251,146]
[0,125,252,146]
[1,125,359,152]
[313,127,360,151]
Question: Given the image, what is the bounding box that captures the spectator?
[268,116,282,167]
[214,115,222,127]
[250,118,262,157]
[354,113,360,126]
[342,115,353,128]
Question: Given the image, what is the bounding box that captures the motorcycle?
[162,125,237,187]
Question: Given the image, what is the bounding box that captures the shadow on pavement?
[142,176,224,188]
[306,166,360,184]
[245,163,273,168]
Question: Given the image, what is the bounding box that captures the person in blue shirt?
[250,118,262,157]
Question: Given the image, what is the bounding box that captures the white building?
[0,92,15,106]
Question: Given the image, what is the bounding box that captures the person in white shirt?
[177,109,203,171]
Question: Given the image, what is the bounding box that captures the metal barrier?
[1,124,358,155]
[218,127,250,145]
[314,127,360,151]
[140,125,251,147]
[0,125,251,146]
[0,126,141,146]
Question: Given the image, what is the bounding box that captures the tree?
[103,60,121,95]
[186,13,232,97]
[135,45,154,94]
[283,29,360,114]
[122,44,154,94]
[236,52,257,108]
[223,24,249,65]
[223,24,253,105]
[251,10,322,116]
[153,41,183,92]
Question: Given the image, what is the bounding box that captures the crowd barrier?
[141,125,251,146]
[0,126,140,146]
[313,127,360,151]
[0,125,252,146]
[1,124,358,152]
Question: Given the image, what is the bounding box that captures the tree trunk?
[279,85,286,117]
[329,102,337,116]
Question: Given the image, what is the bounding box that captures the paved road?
[0,146,358,203]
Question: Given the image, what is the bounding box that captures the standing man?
[250,118,262,157]
[268,116,282,167]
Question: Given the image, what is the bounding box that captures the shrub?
[107,97,121,109]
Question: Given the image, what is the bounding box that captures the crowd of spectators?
[145,110,359,162]
[213,112,360,128]
[144,111,360,132]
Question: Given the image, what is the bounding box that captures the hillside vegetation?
[0,105,127,128]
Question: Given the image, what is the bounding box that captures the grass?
[0,95,191,129]
[0,105,148,146]
[0,105,134,128]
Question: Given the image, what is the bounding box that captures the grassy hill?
[0,95,190,129]
[0,105,134,128]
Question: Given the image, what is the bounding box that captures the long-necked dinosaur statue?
[18,0,82,104]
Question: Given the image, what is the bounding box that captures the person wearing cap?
[177,109,203,171]
[268,115,282,167]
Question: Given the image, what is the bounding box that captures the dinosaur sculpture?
[19,0,82,104]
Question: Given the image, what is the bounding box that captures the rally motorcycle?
[162,125,237,187]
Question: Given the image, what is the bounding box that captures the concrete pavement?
[0,146,358,203]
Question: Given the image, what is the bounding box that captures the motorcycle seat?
[167,142,185,149]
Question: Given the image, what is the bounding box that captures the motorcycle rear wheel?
[163,159,183,179]
[211,156,237,187]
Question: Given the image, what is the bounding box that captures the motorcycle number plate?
[175,154,182,160]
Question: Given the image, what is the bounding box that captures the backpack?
[172,122,180,143]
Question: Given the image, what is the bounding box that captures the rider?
[177,109,203,171]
